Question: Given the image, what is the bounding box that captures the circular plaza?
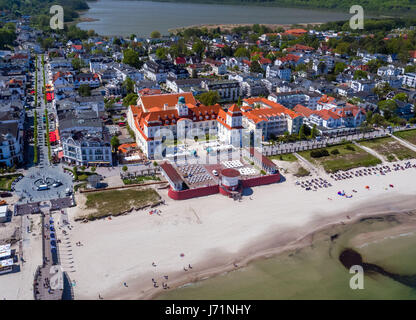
[14,166,73,203]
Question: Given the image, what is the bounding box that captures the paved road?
[29,55,67,300]
[294,152,321,176]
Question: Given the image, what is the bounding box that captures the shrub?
[78,174,88,181]
[310,149,329,158]
[345,144,355,151]
[330,148,340,155]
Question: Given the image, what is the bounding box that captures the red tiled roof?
[293,104,315,117]
[286,44,314,52]
[175,57,186,64]
[221,168,240,178]
[160,162,183,185]
[243,97,301,122]
[284,29,308,37]
[315,109,340,120]
[118,143,138,154]
[278,54,301,63]
[140,92,196,111]
[259,58,272,65]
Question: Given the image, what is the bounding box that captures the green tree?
[393,92,408,102]
[150,30,161,39]
[378,100,398,120]
[111,136,120,152]
[298,124,306,140]
[234,47,250,58]
[78,84,91,97]
[72,57,86,70]
[192,40,205,57]
[310,124,319,139]
[249,61,264,74]
[334,62,346,75]
[156,47,169,60]
[353,70,368,80]
[196,91,220,106]
[123,48,143,69]
[123,93,138,106]
[122,77,135,94]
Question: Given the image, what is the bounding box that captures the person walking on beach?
[123,282,128,287]
[188,264,192,269]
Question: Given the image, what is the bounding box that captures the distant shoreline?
[169,22,324,34]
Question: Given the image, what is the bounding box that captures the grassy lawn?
[394,129,416,145]
[299,143,381,173]
[268,153,298,162]
[123,175,161,185]
[0,174,22,191]
[360,137,416,162]
[84,188,161,220]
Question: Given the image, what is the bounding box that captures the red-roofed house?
[284,29,308,37]
[410,50,416,63]
[286,44,315,53]
[275,54,304,67]
[242,97,303,140]
[70,45,84,54]
[203,58,227,75]
[174,57,186,65]
[294,103,366,130]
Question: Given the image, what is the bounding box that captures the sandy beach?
[61,159,416,300]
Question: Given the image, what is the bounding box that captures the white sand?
[60,161,416,299]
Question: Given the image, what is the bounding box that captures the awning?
[49,129,60,143]
[49,131,57,143]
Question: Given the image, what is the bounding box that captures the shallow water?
[157,215,416,299]
[78,0,351,36]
